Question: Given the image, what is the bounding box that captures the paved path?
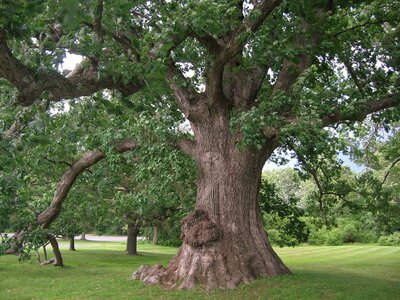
[3,233,146,242]
[2,233,144,242]
[75,234,145,242]
[75,234,127,242]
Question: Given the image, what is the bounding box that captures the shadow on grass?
[258,268,400,300]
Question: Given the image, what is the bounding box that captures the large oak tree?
[1,0,400,290]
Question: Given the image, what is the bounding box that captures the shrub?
[307,218,379,245]
[342,223,359,243]
[359,231,378,243]
[378,232,400,246]
[308,226,329,245]
[267,228,300,247]
[325,228,343,246]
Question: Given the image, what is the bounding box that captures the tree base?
[41,258,63,267]
[131,242,291,290]
[131,207,291,290]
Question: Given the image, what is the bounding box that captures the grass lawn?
[0,242,399,299]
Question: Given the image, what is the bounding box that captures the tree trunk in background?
[43,243,48,261]
[133,108,290,290]
[48,235,63,266]
[80,232,86,240]
[127,223,139,256]
[152,225,158,245]
[69,236,76,251]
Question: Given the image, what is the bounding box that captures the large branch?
[205,0,282,105]
[272,54,313,95]
[0,29,142,106]
[37,139,137,229]
[222,0,282,62]
[223,62,269,108]
[83,21,141,61]
[219,0,281,63]
[321,93,400,127]
[166,62,206,121]
[187,29,222,55]
[272,93,400,150]
[93,0,104,44]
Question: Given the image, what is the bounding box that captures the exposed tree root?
[131,210,291,290]
[41,258,56,265]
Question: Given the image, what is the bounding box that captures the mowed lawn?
[0,242,399,300]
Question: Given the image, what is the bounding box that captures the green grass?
[0,242,399,299]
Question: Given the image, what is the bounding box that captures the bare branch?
[381,156,400,186]
[341,56,365,95]
[83,21,140,60]
[223,62,268,107]
[42,156,73,168]
[4,109,29,138]
[272,55,313,95]
[114,139,137,152]
[331,19,383,38]
[131,10,152,22]
[272,17,321,96]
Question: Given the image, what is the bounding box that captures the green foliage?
[325,228,344,246]
[0,86,196,255]
[307,226,328,246]
[0,235,11,256]
[259,172,309,247]
[308,226,344,246]
[307,218,377,246]
[378,232,400,246]
[0,0,46,37]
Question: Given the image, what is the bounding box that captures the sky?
[60,52,82,71]
[263,151,365,173]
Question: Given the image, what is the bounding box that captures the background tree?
[259,170,309,247]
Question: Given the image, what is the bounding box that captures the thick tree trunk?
[69,236,76,251]
[152,225,158,245]
[127,223,139,256]
[48,235,63,267]
[133,110,290,290]
[80,232,86,240]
